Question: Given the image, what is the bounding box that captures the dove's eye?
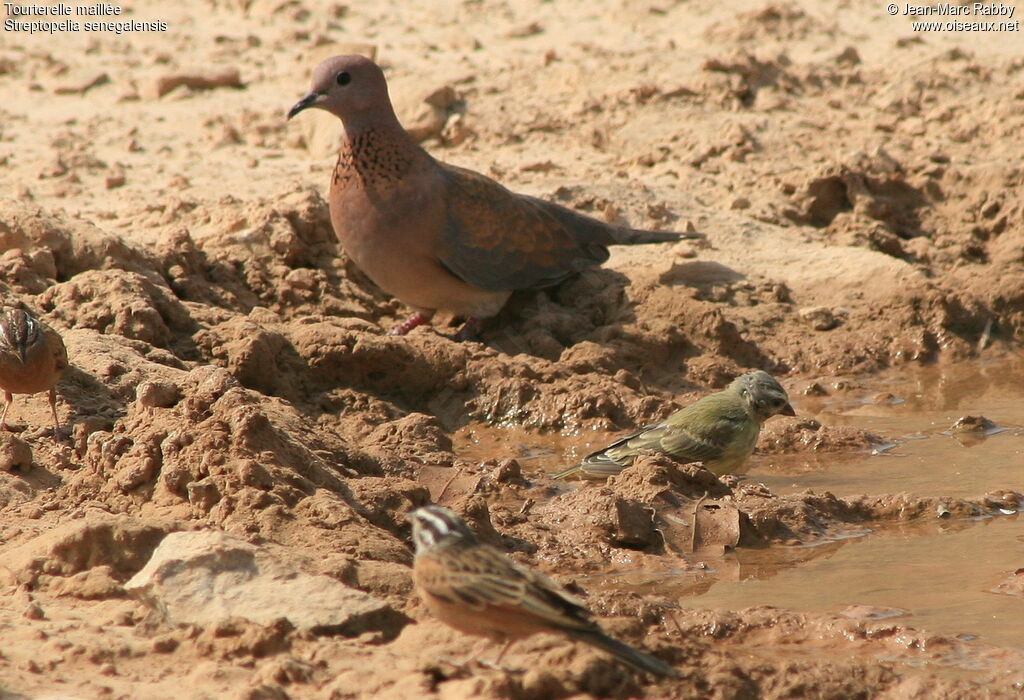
[337,71,351,86]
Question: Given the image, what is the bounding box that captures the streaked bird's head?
[732,370,795,421]
[408,505,477,554]
[0,309,42,365]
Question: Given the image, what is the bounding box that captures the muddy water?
[755,356,1024,498]
[452,357,1024,653]
[673,516,1024,648]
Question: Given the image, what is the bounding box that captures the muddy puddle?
[755,357,1024,499]
[454,357,1024,495]
[452,357,1024,658]
[582,515,1023,650]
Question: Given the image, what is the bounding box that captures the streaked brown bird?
[409,505,678,677]
[0,308,69,440]
[555,370,795,480]
[288,55,702,339]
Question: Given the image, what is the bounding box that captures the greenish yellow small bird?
[555,370,795,480]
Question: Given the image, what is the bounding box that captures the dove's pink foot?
[451,317,483,342]
[390,311,434,336]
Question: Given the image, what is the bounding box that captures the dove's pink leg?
[390,311,435,336]
[452,317,483,342]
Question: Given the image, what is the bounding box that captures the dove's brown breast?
[329,130,510,317]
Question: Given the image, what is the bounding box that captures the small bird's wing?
[561,419,693,480]
[649,393,751,461]
[424,543,596,633]
[417,544,679,677]
[435,163,613,292]
[552,452,628,480]
[42,325,69,372]
[581,392,749,469]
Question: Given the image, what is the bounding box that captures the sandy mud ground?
[1,0,1023,697]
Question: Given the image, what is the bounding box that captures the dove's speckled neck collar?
[332,124,421,188]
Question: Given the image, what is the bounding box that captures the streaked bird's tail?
[553,452,628,481]
[552,464,584,480]
[568,628,679,677]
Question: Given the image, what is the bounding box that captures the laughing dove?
[289,55,702,339]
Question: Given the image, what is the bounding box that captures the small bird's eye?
[337,71,351,86]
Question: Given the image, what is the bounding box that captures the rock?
[492,458,525,484]
[613,497,655,547]
[989,568,1024,597]
[125,531,408,637]
[398,85,461,144]
[759,417,882,454]
[186,477,222,513]
[239,684,289,700]
[136,380,182,408]
[53,71,109,95]
[803,382,829,396]
[949,415,997,433]
[799,306,842,331]
[948,415,1001,447]
[0,433,32,472]
[353,559,414,597]
[149,68,243,98]
[151,635,179,653]
[105,170,126,189]
[42,268,194,348]
[839,604,905,620]
[505,21,543,37]
[23,602,45,620]
[52,565,125,599]
[835,47,861,65]
[1,516,174,586]
[362,412,454,466]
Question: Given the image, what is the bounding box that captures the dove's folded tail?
[613,228,704,245]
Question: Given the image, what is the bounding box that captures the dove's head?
[731,370,795,422]
[288,55,395,125]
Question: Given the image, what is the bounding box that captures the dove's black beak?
[17,344,28,365]
[288,91,322,119]
[780,403,796,417]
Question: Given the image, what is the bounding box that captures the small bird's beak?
[16,343,28,365]
[287,91,323,119]
[780,403,796,417]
